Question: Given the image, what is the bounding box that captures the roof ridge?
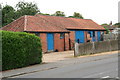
[24,15,27,31]
[35,14,88,20]
[35,14,66,18]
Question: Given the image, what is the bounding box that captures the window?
[35,32,40,37]
[88,31,92,37]
[60,33,65,39]
[88,31,95,37]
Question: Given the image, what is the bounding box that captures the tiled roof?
[102,25,118,30]
[2,14,105,32]
[35,14,105,30]
[25,15,68,32]
[68,18,105,30]
[1,16,25,32]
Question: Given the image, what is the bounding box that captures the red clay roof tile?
[1,16,25,32]
[2,14,105,32]
[35,14,105,30]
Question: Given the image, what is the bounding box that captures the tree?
[2,5,15,26]
[15,1,40,19]
[114,22,120,27]
[101,23,109,26]
[52,11,65,17]
[39,13,50,16]
[104,26,110,34]
[69,12,84,19]
[114,22,120,25]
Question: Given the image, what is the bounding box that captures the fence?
[74,40,118,57]
[103,33,118,41]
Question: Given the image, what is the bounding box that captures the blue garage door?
[47,33,54,51]
[75,31,85,43]
[97,31,101,41]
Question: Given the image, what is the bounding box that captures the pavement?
[42,50,74,62]
[1,50,119,79]
[43,50,118,62]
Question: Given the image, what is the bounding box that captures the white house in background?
[112,28,120,34]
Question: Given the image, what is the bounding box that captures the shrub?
[2,31,42,71]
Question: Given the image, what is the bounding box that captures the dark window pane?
[35,32,40,37]
[60,33,65,39]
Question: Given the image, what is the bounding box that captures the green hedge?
[2,31,42,71]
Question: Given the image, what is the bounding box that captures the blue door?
[47,33,54,51]
[75,30,85,43]
[97,31,101,41]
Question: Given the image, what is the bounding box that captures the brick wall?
[54,33,65,52]
[84,31,87,42]
[29,30,106,53]
[54,33,59,52]
[39,33,69,53]
[39,33,65,52]
[69,31,75,49]
[59,36,65,51]
[40,33,47,52]
[65,33,69,50]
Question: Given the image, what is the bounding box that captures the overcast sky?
[0,0,119,25]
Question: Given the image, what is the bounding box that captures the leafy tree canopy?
[52,11,65,17]
[69,12,84,19]
[114,22,120,25]
[2,1,40,27]
[2,5,15,26]
[114,22,120,28]
[101,23,109,26]
[15,1,40,19]
[104,26,110,34]
[39,13,50,16]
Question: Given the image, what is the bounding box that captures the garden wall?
[74,40,118,57]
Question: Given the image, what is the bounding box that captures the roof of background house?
[102,25,118,30]
[1,14,105,32]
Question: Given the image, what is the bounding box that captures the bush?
[2,31,42,71]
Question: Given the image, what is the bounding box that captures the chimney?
[109,21,112,26]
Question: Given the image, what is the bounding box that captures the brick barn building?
[1,14,105,53]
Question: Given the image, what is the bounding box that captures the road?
[11,52,118,78]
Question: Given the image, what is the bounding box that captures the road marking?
[102,76,109,78]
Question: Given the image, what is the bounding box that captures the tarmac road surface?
[11,52,119,78]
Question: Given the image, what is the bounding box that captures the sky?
[0,0,120,25]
